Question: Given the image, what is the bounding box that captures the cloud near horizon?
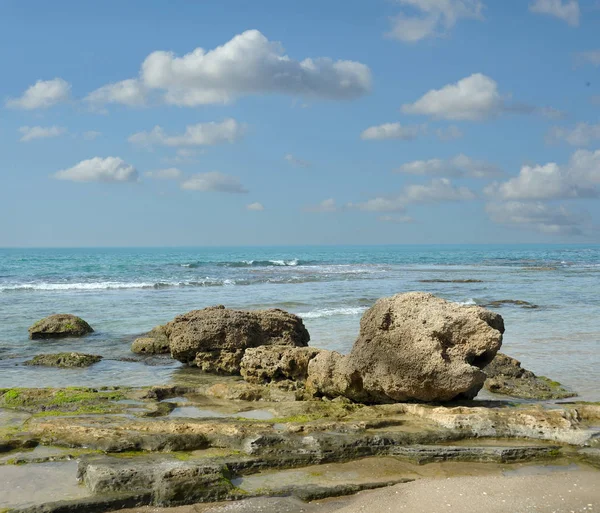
[85,30,371,108]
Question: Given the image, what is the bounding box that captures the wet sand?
[116,468,600,513]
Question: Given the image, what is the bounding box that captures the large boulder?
[167,306,310,374]
[306,292,504,403]
[28,314,94,340]
[483,352,576,400]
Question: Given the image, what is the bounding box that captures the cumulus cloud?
[348,178,475,212]
[18,125,66,142]
[284,154,311,168]
[402,74,508,121]
[181,172,247,193]
[387,0,484,43]
[395,154,502,178]
[6,78,71,110]
[87,30,371,108]
[529,0,580,27]
[85,79,147,107]
[247,202,265,211]
[436,125,464,141]
[129,119,246,148]
[485,149,600,200]
[486,201,584,235]
[54,157,138,183]
[305,198,337,212]
[144,168,183,180]
[547,123,600,147]
[360,123,425,141]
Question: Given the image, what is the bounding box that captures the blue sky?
[1,0,599,246]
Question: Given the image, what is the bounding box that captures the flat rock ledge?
[28,314,94,340]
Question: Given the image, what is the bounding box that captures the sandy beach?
[116,469,600,513]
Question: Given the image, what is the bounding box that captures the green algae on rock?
[28,314,94,340]
[24,353,102,368]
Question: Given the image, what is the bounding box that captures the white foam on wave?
[269,259,299,266]
[298,306,367,319]
[457,298,477,306]
[1,282,159,291]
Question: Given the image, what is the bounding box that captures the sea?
[0,244,598,401]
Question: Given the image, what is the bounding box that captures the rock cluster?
[28,314,94,339]
[306,292,504,403]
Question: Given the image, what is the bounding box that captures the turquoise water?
[0,245,598,400]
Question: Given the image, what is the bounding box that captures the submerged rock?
[483,352,576,400]
[132,325,170,355]
[24,352,102,368]
[483,299,539,309]
[307,292,504,403]
[167,306,310,374]
[28,314,94,339]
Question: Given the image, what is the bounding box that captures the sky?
[1,0,599,247]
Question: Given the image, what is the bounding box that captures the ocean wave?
[298,306,368,319]
[177,259,308,268]
[457,299,477,306]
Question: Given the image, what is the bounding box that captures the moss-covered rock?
[24,353,102,368]
[131,326,170,355]
[28,314,94,339]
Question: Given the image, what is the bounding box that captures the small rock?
[131,326,170,355]
[240,346,323,384]
[24,353,102,368]
[28,314,94,339]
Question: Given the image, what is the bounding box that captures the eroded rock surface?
[307,293,504,403]
[483,352,576,400]
[167,306,310,374]
[241,346,323,384]
[28,314,94,339]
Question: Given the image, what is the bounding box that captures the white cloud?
[305,198,337,212]
[247,202,265,211]
[547,123,600,147]
[402,73,505,121]
[395,154,502,178]
[538,106,566,120]
[144,168,183,180]
[181,172,247,193]
[89,30,371,108]
[83,131,102,141]
[348,178,475,212]
[529,0,580,27]
[18,125,66,142]
[54,157,138,183]
[284,154,311,167]
[402,177,476,202]
[360,122,425,141]
[129,119,246,148]
[486,201,584,235]
[436,125,464,141]
[485,150,600,200]
[86,79,146,107]
[387,0,484,43]
[348,197,408,212]
[6,78,71,110]
[378,215,415,223]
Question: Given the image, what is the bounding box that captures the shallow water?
[0,245,598,400]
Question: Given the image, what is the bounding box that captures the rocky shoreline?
[0,293,595,512]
